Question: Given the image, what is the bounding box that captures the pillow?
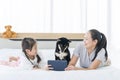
[0,38,21,49]
[0,48,22,61]
[38,49,55,66]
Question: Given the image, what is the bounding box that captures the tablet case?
[48,60,67,71]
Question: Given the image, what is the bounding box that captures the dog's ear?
[57,37,71,44]
[67,39,71,43]
[56,39,61,45]
[57,39,61,42]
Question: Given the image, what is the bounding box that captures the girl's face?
[83,32,97,49]
[26,44,37,57]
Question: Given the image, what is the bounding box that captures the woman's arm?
[89,59,101,69]
[65,59,101,70]
[68,55,78,66]
[65,55,78,70]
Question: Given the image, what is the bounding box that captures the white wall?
[0,0,84,33]
[111,0,120,50]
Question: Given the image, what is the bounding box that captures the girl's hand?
[32,67,40,70]
[33,65,40,69]
[43,65,53,70]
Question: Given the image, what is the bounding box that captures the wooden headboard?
[0,33,84,41]
[0,33,84,49]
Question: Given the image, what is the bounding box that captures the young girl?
[65,29,111,70]
[0,37,50,70]
[21,37,41,69]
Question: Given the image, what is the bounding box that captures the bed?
[0,66,120,80]
[0,38,120,80]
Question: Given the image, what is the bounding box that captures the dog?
[55,37,71,65]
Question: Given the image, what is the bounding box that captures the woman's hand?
[65,65,78,70]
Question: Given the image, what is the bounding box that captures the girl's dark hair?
[89,29,108,61]
[22,37,41,65]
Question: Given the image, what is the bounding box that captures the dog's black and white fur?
[55,37,71,65]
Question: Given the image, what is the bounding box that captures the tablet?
[48,60,67,71]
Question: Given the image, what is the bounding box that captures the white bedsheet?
[0,66,120,80]
[0,48,120,80]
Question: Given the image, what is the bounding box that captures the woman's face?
[83,32,97,49]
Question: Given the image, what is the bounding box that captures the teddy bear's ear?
[5,25,12,28]
[5,26,7,28]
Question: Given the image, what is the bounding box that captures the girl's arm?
[0,56,20,67]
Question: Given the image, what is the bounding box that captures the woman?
[65,29,110,70]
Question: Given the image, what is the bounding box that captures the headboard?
[0,33,84,49]
[0,33,84,40]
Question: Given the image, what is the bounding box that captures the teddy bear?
[2,25,17,38]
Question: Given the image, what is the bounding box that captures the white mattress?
[0,48,120,80]
[0,66,119,80]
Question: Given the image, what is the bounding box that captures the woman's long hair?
[89,29,108,61]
